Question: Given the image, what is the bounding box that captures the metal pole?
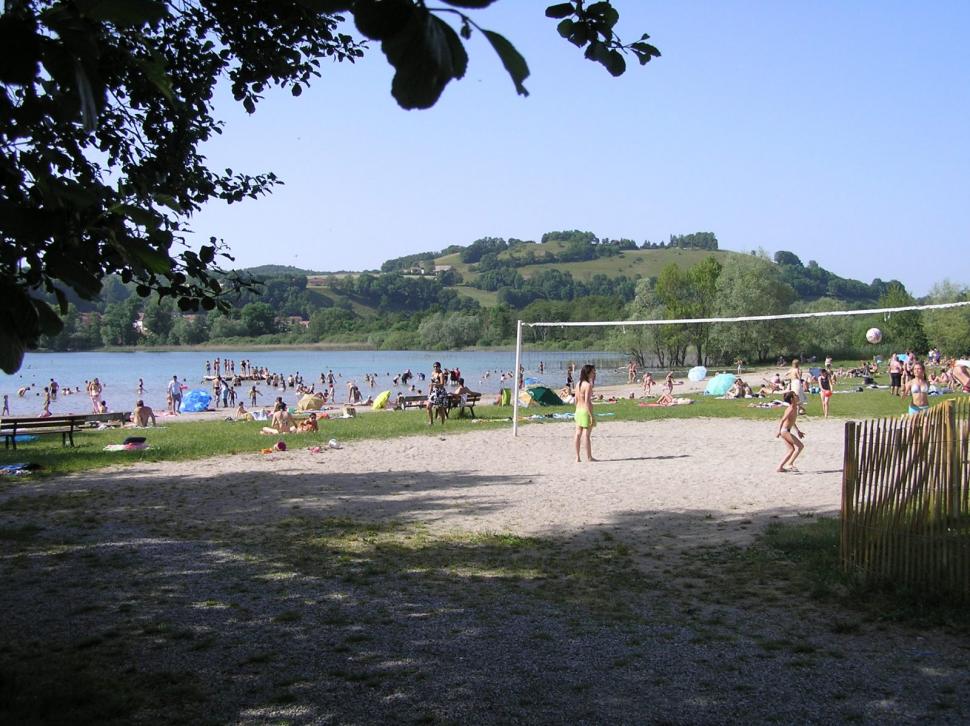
[512,319,523,437]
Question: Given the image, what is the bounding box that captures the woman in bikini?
[573,364,596,463]
[776,391,805,473]
[904,361,930,414]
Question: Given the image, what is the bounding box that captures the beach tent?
[181,389,211,412]
[704,373,736,397]
[524,386,564,406]
[372,390,391,410]
[297,394,325,411]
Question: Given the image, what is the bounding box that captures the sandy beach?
[88,416,845,548]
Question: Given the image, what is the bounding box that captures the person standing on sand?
[776,391,805,472]
[818,368,833,418]
[574,364,597,463]
[786,359,805,414]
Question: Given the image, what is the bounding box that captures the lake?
[2,349,633,417]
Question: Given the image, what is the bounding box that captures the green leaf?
[0,326,27,375]
[482,30,530,97]
[32,299,63,336]
[75,0,168,27]
[557,18,575,38]
[113,204,158,229]
[128,244,173,275]
[546,3,576,19]
[384,12,468,109]
[294,0,354,11]
[605,49,626,77]
[135,55,174,103]
[441,0,498,7]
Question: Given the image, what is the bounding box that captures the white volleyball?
[866,327,882,344]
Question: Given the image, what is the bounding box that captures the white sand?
[81,416,846,557]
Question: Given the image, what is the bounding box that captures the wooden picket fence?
[841,398,970,598]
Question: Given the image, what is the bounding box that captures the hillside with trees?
[35,228,964,364]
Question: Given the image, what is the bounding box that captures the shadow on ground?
[1,467,968,724]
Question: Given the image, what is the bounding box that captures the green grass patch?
[0,408,510,477]
[0,382,958,478]
[685,517,970,630]
[261,518,652,617]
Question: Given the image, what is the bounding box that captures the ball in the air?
[866,327,882,344]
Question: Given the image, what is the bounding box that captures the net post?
[512,319,523,437]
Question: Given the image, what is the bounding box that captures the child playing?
[776,391,805,472]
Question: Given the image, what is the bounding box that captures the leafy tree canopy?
[0,0,658,372]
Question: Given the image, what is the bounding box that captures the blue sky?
[189,1,970,296]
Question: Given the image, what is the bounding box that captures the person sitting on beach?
[234,402,249,420]
[98,400,108,414]
[950,360,970,393]
[655,391,675,406]
[725,378,744,399]
[132,400,156,427]
[270,408,297,433]
[663,371,674,395]
[761,372,784,392]
[298,412,319,432]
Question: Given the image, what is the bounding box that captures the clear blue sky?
[189,1,970,296]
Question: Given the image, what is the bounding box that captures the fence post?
[841,420,858,573]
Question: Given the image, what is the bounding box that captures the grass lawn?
[1,378,959,477]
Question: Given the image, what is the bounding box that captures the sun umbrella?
[704,373,736,396]
[687,366,707,382]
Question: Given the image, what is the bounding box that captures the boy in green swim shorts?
[574,364,597,462]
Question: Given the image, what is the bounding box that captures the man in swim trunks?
[132,400,157,427]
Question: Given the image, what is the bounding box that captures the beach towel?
[103,443,149,451]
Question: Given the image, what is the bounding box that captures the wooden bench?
[82,411,132,427]
[448,392,481,418]
[1,414,87,450]
[400,395,427,410]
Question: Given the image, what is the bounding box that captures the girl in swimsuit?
[818,368,832,418]
[776,391,805,473]
[904,361,930,414]
[574,364,596,463]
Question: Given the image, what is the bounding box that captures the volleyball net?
[511,300,970,435]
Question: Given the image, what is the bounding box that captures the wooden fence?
[841,398,970,598]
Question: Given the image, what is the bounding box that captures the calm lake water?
[2,349,632,417]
